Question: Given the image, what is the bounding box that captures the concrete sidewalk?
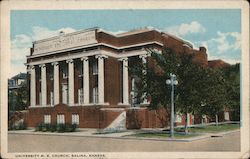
[8,128,240,142]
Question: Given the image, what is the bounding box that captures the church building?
[25,27,213,129]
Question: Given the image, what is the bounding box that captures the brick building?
[25,27,213,129]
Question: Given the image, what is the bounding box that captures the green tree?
[221,64,240,121]
[130,48,207,134]
[175,53,206,133]
[130,47,229,135]
[8,81,28,112]
[198,68,227,126]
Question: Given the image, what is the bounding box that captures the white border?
[1,0,249,159]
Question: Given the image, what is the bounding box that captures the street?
[8,131,240,152]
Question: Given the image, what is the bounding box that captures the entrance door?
[62,84,68,104]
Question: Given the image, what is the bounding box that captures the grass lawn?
[175,123,240,133]
[129,132,199,139]
[127,123,240,139]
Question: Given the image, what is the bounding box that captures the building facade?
[25,27,209,129]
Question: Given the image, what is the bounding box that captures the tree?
[130,47,231,135]
[8,81,28,112]
[198,68,227,126]
[175,53,206,133]
[221,64,240,121]
[130,47,207,134]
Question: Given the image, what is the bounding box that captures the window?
[78,88,83,104]
[62,65,68,79]
[78,63,83,77]
[57,114,65,124]
[62,84,68,104]
[50,91,54,106]
[131,77,140,105]
[93,87,98,104]
[72,114,79,125]
[93,60,98,75]
[44,115,51,124]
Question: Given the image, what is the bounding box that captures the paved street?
[8,131,240,152]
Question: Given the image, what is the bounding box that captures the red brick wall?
[99,109,124,128]
[126,107,169,129]
[35,66,41,105]
[26,105,170,129]
[74,59,82,104]
[104,57,122,105]
[46,64,53,105]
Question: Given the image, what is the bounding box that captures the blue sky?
[10,9,241,77]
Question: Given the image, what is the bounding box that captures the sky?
[10,9,241,78]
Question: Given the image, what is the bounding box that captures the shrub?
[56,123,66,132]
[35,123,44,131]
[50,124,56,132]
[35,123,78,133]
[18,122,27,130]
[71,124,78,132]
[9,122,27,130]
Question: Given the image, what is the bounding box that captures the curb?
[8,129,240,142]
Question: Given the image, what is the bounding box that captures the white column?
[95,55,108,104]
[52,62,59,105]
[81,57,89,104]
[139,54,149,104]
[40,64,47,106]
[67,59,74,106]
[119,57,129,105]
[29,65,36,106]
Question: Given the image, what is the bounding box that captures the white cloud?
[198,31,241,64]
[31,26,76,41]
[165,21,206,36]
[10,26,76,78]
[200,31,241,55]
[213,31,241,54]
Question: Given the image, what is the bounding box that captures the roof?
[116,27,153,36]
[208,59,230,68]
[11,73,27,80]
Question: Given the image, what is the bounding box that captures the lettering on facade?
[33,30,97,55]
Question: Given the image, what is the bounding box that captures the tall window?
[62,84,68,104]
[93,60,98,75]
[78,88,83,104]
[131,77,140,105]
[44,115,51,124]
[50,91,54,106]
[62,64,68,79]
[93,87,98,103]
[77,62,83,77]
[72,114,79,125]
[57,114,65,124]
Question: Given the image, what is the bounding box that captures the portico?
[28,51,150,107]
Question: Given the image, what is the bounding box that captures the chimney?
[199,47,206,53]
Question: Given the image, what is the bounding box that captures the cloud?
[212,31,241,54]
[165,21,206,36]
[10,26,76,78]
[198,31,241,64]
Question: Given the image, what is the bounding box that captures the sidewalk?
[8,127,240,142]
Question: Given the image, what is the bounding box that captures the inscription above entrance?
[33,30,97,55]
